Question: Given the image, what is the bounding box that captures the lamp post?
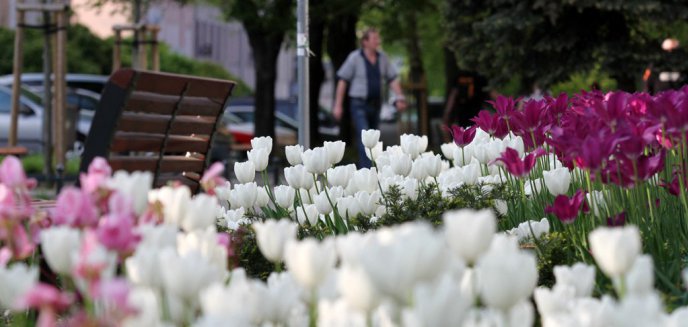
[297,0,310,148]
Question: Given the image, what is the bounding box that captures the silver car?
[0,85,94,154]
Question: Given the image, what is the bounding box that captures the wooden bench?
[79,69,236,193]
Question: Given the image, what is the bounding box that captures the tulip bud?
[234,161,256,184]
[314,192,333,215]
[247,148,269,172]
[361,129,380,149]
[40,226,82,275]
[285,145,304,166]
[233,182,258,209]
[543,167,571,196]
[0,262,38,310]
[253,219,298,263]
[274,185,296,209]
[296,204,319,226]
[181,194,218,232]
[553,263,595,298]
[390,153,412,176]
[327,164,355,187]
[441,142,458,161]
[355,191,381,216]
[302,147,330,175]
[255,187,270,208]
[251,136,273,154]
[323,141,346,165]
[589,225,641,278]
[285,238,337,290]
[443,209,496,265]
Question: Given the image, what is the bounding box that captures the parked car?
[222,97,340,147]
[0,85,94,154]
[0,73,108,94]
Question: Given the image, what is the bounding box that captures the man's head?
[361,28,381,51]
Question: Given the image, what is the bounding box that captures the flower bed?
[1,88,688,326]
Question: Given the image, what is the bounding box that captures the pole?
[55,10,67,192]
[42,5,53,182]
[9,10,25,147]
[113,30,122,72]
[151,25,160,71]
[297,0,310,148]
[132,0,142,69]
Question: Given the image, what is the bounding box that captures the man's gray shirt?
[337,49,398,99]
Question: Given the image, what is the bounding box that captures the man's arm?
[389,79,407,111]
[333,79,348,121]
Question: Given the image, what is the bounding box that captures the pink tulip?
[96,212,140,254]
[51,187,99,228]
[73,232,112,295]
[494,147,543,178]
[107,191,135,218]
[79,157,112,194]
[0,156,28,187]
[545,190,589,224]
[201,161,227,195]
[17,283,73,327]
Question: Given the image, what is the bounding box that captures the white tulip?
[400,134,423,159]
[253,219,299,263]
[350,168,378,193]
[543,167,571,196]
[302,147,330,175]
[422,154,443,178]
[327,164,356,187]
[359,223,446,303]
[251,136,273,154]
[285,144,304,166]
[623,255,655,296]
[477,235,538,310]
[247,148,270,172]
[553,263,595,298]
[443,209,497,265]
[40,226,82,275]
[355,190,381,216]
[122,287,162,327]
[361,129,380,148]
[259,272,305,324]
[274,185,296,209]
[440,142,458,161]
[399,178,418,200]
[507,218,550,242]
[461,161,481,185]
[338,265,380,313]
[453,145,476,167]
[234,161,256,183]
[255,187,270,208]
[410,158,429,181]
[0,263,38,310]
[178,228,228,271]
[297,187,316,204]
[318,299,367,327]
[533,286,575,317]
[285,238,337,289]
[284,164,313,190]
[589,225,641,278]
[233,182,258,209]
[136,224,177,250]
[494,200,508,216]
[197,279,255,324]
[296,204,319,226]
[389,153,412,177]
[668,307,688,327]
[222,207,248,230]
[613,293,664,327]
[402,273,471,327]
[323,141,346,165]
[314,192,334,215]
[107,170,153,215]
[365,142,383,160]
[126,247,164,289]
[587,190,607,217]
[336,196,361,218]
[181,193,218,232]
[419,135,428,153]
[214,181,232,206]
[150,185,191,227]
[159,248,224,302]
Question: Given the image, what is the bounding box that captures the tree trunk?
[327,13,358,145]
[444,46,459,99]
[309,14,326,147]
[246,31,283,141]
[404,12,428,139]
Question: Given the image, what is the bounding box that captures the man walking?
[333,28,407,168]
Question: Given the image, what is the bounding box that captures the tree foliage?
[444,0,688,91]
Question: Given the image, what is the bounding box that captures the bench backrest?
[79,69,236,192]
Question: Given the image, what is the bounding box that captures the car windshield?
[19,87,43,106]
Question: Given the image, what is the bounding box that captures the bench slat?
[117,112,216,135]
[111,132,210,153]
[109,155,205,173]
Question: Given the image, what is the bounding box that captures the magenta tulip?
[545,190,589,224]
[447,124,477,147]
[494,147,543,178]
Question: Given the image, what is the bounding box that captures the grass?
[0,154,80,175]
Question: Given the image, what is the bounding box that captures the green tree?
[213,0,294,141]
[444,0,688,92]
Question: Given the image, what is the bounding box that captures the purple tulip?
[544,190,589,224]
[606,212,626,227]
[494,147,543,178]
[447,124,477,147]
